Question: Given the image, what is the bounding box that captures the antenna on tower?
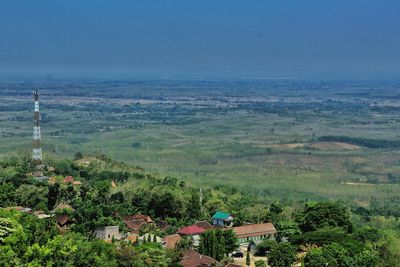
[32,89,43,166]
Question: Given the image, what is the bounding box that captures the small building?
[126,234,139,244]
[212,211,234,227]
[56,214,70,227]
[139,233,162,244]
[180,250,220,267]
[55,214,73,234]
[124,214,154,234]
[93,226,122,241]
[63,176,74,184]
[34,210,52,219]
[178,225,207,247]
[5,206,32,213]
[231,223,277,244]
[163,234,182,250]
[72,180,82,186]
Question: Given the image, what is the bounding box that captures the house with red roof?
[178,224,206,236]
[180,250,220,267]
[194,221,214,230]
[63,176,74,184]
[178,224,207,247]
[123,214,154,234]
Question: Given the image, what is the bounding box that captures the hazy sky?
[1,1,399,78]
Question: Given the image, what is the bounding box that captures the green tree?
[15,184,48,210]
[255,259,266,267]
[0,218,23,243]
[188,192,201,219]
[246,251,251,266]
[176,237,193,251]
[304,248,326,267]
[47,183,60,210]
[199,229,238,261]
[74,152,83,160]
[268,243,296,267]
[0,167,18,183]
[299,202,352,233]
[255,240,277,256]
[0,183,16,207]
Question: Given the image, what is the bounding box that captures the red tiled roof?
[163,234,182,249]
[178,225,206,236]
[124,220,146,233]
[63,176,74,183]
[231,223,277,239]
[195,221,214,230]
[180,250,219,267]
[123,214,153,233]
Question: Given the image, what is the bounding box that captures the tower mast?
[32,90,43,165]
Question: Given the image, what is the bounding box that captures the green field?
[1,79,400,205]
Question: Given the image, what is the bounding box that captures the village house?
[231,223,277,244]
[180,250,220,267]
[123,214,153,234]
[178,224,207,246]
[163,234,182,250]
[212,211,234,227]
[93,226,122,241]
[194,220,214,230]
[56,214,71,230]
[63,176,74,184]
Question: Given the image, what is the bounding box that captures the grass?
[1,79,400,205]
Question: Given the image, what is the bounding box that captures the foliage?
[255,259,267,267]
[255,239,277,256]
[0,156,398,266]
[246,250,250,266]
[199,229,238,261]
[0,183,16,207]
[298,202,352,233]
[268,243,296,267]
[304,242,379,267]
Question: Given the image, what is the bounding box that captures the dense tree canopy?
[0,156,399,266]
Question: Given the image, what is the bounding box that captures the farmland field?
[1,78,400,206]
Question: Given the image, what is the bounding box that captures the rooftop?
[231,223,277,238]
[180,250,219,267]
[178,225,206,236]
[163,234,182,249]
[212,211,232,220]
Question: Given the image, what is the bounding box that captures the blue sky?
[1,0,399,78]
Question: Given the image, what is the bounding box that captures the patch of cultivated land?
[1,79,400,205]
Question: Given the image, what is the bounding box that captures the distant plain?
[1,79,400,206]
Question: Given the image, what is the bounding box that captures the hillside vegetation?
[0,155,400,266]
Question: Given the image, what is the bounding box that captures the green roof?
[212,211,231,220]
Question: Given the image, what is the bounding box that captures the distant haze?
[1,0,400,79]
